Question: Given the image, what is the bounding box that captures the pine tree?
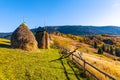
[102,44,106,51]
[109,46,113,55]
[115,48,120,57]
[98,48,103,54]
[94,41,97,48]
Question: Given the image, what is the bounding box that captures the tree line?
[94,41,120,57]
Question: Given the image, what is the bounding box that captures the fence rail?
[71,52,116,80]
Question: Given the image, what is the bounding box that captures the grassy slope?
[0,38,89,80]
[52,35,120,80]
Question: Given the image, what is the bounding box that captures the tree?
[98,48,103,54]
[103,39,114,45]
[106,45,110,53]
[94,41,97,48]
[109,46,114,55]
[102,44,106,51]
[115,48,120,57]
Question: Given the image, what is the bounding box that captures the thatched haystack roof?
[11,23,38,51]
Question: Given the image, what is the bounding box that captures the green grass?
[0,38,89,80]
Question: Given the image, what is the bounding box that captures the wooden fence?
[71,52,116,80]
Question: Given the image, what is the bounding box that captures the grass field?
[0,38,89,80]
[52,35,120,80]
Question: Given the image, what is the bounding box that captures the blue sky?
[0,0,120,32]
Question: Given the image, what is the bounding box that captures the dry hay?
[11,23,38,51]
[35,31,49,49]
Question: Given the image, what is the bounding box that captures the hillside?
[0,38,89,80]
[52,34,120,79]
[1,25,120,39]
[32,25,120,35]
[0,33,12,39]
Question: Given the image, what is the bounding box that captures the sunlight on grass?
[52,35,120,80]
[0,38,89,80]
[52,35,76,51]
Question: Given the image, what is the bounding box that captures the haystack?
[35,31,49,49]
[11,23,38,51]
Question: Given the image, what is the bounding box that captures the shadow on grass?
[50,58,88,80]
[60,59,70,80]
[0,43,11,48]
[50,58,70,80]
[67,61,87,79]
[2,40,10,43]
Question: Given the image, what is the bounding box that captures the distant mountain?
[1,25,120,39]
[0,32,12,39]
[32,25,120,35]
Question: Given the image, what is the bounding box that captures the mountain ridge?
[1,25,120,39]
[32,25,120,35]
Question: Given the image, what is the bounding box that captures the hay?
[35,31,44,48]
[43,31,49,49]
[35,31,49,49]
[11,23,38,51]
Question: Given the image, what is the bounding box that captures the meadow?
[0,38,89,80]
[52,34,120,80]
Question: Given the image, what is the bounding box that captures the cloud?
[112,3,120,7]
